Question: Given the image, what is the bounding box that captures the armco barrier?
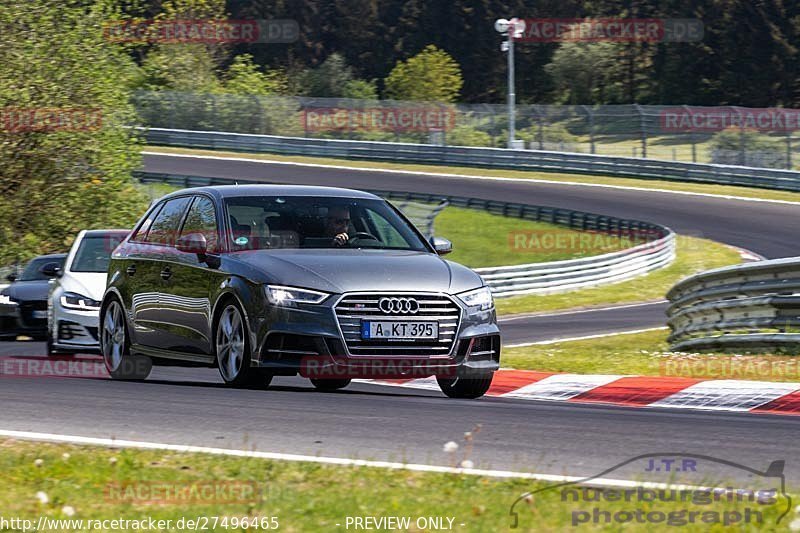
[135,172,676,298]
[144,128,800,192]
[666,258,800,351]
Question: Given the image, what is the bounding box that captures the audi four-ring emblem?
[378,297,419,314]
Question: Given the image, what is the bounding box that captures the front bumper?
[51,303,101,352]
[250,292,501,379]
[0,300,47,337]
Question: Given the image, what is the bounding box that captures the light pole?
[495,18,526,149]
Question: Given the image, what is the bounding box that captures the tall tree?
[0,0,148,263]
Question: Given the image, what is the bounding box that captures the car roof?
[32,253,67,260]
[161,184,381,201]
[81,229,130,236]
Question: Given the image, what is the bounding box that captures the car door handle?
[160,267,172,280]
[126,265,136,276]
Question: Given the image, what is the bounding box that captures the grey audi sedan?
[101,185,500,398]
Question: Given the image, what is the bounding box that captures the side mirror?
[39,262,62,278]
[176,232,208,256]
[430,236,453,255]
[5,273,17,282]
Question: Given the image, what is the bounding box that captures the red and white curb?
[359,370,800,416]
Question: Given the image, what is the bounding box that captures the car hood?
[59,272,108,301]
[224,249,484,294]
[3,280,50,302]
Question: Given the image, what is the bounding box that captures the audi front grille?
[334,293,461,357]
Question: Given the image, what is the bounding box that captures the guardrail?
[666,258,800,351]
[135,172,676,298]
[144,128,800,192]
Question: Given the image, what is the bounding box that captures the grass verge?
[503,328,800,383]
[495,236,741,316]
[0,439,793,531]
[435,207,638,267]
[146,146,800,204]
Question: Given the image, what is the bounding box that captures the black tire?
[437,373,494,399]
[215,301,272,389]
[310,378,351,391]
[101,299,152,380]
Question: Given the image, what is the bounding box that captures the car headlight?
[0,293,16,306]
[60,292,101,310]
[457,286,494,311]
[265,285,329,306]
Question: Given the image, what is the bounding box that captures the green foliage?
[708,128,788,169]
[341,79,379,100]
[384,45,463,103]
[0,0,149,264]
[446,125,493,147]
[544,42,627,105]
[517,122,582,152]
[222,55,289,96]
[139,44,223,92]
[299,53,358,98]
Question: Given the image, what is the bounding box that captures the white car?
[47,229,129,356]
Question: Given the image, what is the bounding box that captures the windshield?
[18,256,63,281]
[224,196,430,252]
[70,233,127,273]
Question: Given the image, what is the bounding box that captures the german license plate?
[361,321,438,340]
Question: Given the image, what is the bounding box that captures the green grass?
[504,328,800,384]
[0,439,793,531]
[495,236,742,316]
[146,146,800,204]
[435,207,639,268]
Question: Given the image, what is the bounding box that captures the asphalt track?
[1,153,799,489]
[1,344,800,487]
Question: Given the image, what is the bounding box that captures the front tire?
[215,302,271,388]
[437,373,493,399]
[101,299,151,380]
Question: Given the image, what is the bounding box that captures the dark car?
[101,185,500,398]
[0,254,67,339]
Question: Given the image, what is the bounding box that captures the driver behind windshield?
[324,205,352,247]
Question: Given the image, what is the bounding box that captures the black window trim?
[129,201,166,244]
[137,194,194,248]
[177,193,223,254]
